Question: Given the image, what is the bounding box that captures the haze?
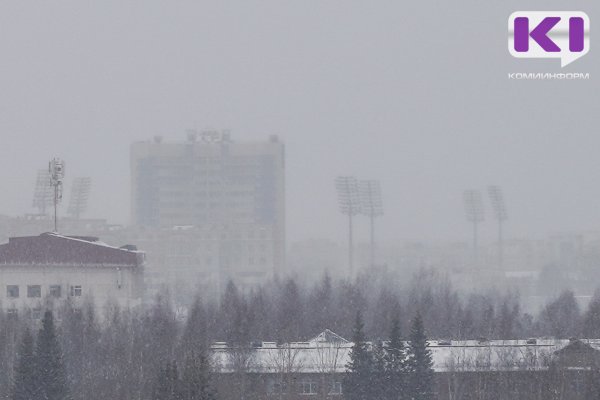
[0,0,597,247]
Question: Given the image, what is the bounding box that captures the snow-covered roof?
[0,232,144,267]
[309,329,349,344]
[210,331,598,374]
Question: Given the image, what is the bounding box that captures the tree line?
[12,311,68,400]
[207,268,600,343]
[1,267,600,399]
[344,311,434,400]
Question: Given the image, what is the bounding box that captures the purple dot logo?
[509,11,590,67]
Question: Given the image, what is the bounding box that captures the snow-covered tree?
[180,352,215,400]
[12,328,37,400]
[406,312,434,400]
[344,312,374,400]
[383,316,407,400]
[537,290,581,339]
[583,290,600,338]
[35,311,70,400]
[154,361,182,400]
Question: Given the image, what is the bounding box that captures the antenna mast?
[48,158,65,232]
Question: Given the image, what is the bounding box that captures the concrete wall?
[0,264,143,316]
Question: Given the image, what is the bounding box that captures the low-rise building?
[210,331,600,399]
[0,232,145,319]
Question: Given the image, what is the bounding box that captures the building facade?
[210,332,600,400]
[0,232,145,318]
[130,131,285,292]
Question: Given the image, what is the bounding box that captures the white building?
[0,232,145,319]
[210,330,569,375]
[210,330,594,398]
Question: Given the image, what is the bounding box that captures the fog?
[0,0,597,247]
[2,3,600,399]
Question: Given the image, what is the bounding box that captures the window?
[72,308,82,320]
[298,379,318,395]
[31,308,42,320]
[329,381,343,395]
[70,285,82,297]
[266,379,286,395]
[7,309,18,320]
[49,285,61,298]
[570,372,585,394]
[6,285,19,298]
[27,285,41,298]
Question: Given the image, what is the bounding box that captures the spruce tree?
[406,312,434,400]
[35,311,70,400]
[180,352,215,400]
[384,316,407,400]
[371,340,387,400]
[154,361,183,400]
[12,327,37,400]
[583,290,600,338]
[154,363,171,400]
[179,298,215,400]
[170,363,183,400]
[180,297,209,357]
[344,311,374,400]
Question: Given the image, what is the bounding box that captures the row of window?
[6,285,82,299]
[6,307,84,321]
[267,380,342,396]
[6,308,42,320]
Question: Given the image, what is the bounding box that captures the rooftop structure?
[209,331,600,398]
[0,232,143,266]
[211,330,583,374]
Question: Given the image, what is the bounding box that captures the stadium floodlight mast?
[488,185,508,268]
[48,158,65,232]
[68,177,92,220]
[32,169,53,215]
[336,176,361,276]
[359,180,383,268]
[463,189,484,265]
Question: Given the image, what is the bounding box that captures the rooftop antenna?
[68,177,91,220]
[488,185,508,268]
[463,189,484,266]
[336,176,361,276]
[359,180,383,268]
[49,158,65,232]
[32,169,53,215]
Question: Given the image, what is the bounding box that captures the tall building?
[130,131,285,292]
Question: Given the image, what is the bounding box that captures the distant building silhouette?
[130,132,285,291]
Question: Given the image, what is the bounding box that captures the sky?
[0,1,597,246]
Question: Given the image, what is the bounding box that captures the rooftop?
[210,330,600,374]
[0,232,144,267]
